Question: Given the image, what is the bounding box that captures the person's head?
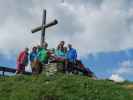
[68,44,72,49]
[59,41,65,47]
[32,46,37,52]
[64,47,67,53]
[25,47,29,53]
[42,42,48,49]
[57,44,61,50]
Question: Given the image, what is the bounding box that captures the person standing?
[37,42,49,65]
[66,44,77,73]
[67,44,77,62]
[16,48,29,74]
[30,46,38,75]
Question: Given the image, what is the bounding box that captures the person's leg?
[16,62,21,74]
[31,63,35,75]
[34,60,42,74]
[73,64,79,75]
[32,67,36,75]
[16,70,20,74]
[71,62,75,73]
[62,59,66,73]
[65,60,70,73]
[31,61,39,75]
[17,64,25,74]
[21,65,25,74]
[67,62,73,73]
[38,62,43,74]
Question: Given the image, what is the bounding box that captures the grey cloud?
[0,0,133,57]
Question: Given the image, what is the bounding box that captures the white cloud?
[116,60,133,75]
[110,60,133,82]
[109,74,125,83]
[0,0,133,57]
[109,60,133,82]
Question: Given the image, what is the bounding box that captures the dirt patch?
[123,84,133,89]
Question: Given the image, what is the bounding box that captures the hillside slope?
[0,73,132,100]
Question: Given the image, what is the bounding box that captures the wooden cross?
[31,9,58,46]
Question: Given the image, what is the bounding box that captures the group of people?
[16,41,78,75]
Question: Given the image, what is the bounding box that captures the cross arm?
[31,19,58,33]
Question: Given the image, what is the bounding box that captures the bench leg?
[2,71,4,76]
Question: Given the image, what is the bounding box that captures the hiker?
[37,42,49,71]
[59,41,65,50]
[67,44,77,62]
[65,44,77,73]
[55,45,66,57]
[16,48,29,74]
[75,60,94,77]
[49,41,66,63]
[30,46,38,75]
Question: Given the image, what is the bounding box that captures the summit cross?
[31,9,58,46]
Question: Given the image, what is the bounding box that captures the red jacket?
[17,51,28,66]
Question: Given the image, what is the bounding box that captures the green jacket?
[37,48,48,63]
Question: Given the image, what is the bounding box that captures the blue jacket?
[67,48,77,62]
[30,51,37,62]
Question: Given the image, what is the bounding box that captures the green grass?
[0,73,133,100]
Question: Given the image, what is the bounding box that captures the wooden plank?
[0,66,31,75]
[41,9,46,46]
[31,19,58,33]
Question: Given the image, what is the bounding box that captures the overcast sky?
[1,0,133,81]
[0,0,133,57]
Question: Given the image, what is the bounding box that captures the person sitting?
[55,45,66,57]
[16,48,29,74]
[29,46,38,75]
[55,41,65,57]
[59,41,65,50]
[75,60,94,77]
[49,41,66,63]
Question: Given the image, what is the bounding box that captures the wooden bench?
[0,66,31,76]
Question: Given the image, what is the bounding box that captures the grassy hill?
[0,73,133,100]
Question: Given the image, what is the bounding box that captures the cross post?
[31,9,58,47]
[41,9,46,46]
